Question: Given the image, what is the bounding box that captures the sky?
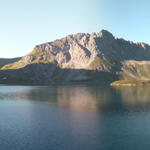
[0,0,150,58]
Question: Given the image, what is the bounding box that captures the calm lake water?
[0,84,150,150]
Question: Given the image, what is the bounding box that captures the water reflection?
[1,85,150,113]
[56,86,119,112]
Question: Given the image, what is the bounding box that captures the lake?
[0,84,150,150]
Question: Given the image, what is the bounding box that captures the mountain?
[1,30,150,85]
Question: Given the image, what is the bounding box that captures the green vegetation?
[110,80,150,86]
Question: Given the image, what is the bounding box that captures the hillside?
[111,60,150,86]
[0,57,20,68]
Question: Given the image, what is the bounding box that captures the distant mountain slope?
[1,30,150,85]
[0,57,21,68]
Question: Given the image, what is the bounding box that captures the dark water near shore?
[0,84,150,150]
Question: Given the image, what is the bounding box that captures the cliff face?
[1,30,150,85]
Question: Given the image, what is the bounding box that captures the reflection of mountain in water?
[56,86,119,112]
[1,85,150,113]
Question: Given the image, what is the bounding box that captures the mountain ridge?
[1,30,150,85]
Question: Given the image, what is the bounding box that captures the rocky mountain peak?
[97,29,115,40]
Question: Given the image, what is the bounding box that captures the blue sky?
[0,0,150,58]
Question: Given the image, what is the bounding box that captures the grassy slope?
[111,80,150,86]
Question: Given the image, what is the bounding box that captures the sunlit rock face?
[1,29,150,84]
